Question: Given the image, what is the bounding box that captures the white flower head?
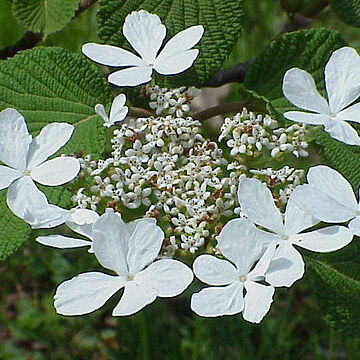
[237,177,353,287]
[290,165,360,236]
[282,46,360,146]
[36,208,100,253]
[191,219,276,323]
[0,108,80,228]
[54,212,193,316]
[95,93,129,128]
[82,10,204,87]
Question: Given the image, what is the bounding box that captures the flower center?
[23,169,31,176]
[281,234,289,241]
[148,63,154,68]
[239,275,246,282]
[127,274,135,281]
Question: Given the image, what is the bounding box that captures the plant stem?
[128,107,155,118]
[194,101,266,121]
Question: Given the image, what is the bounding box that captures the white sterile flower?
[191,219,276,323]
[282,47,360,146]
[82,10,204,87]
[54,212,193,316]
[237,177,353,287]
[95,94,129,128]
[290,165,360,236]
[36,208,100,253]
[0,108,80,228]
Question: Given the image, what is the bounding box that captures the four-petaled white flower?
[0,108,80,228]
[82,10,204,87]
[54,212,193,316]
[238,177,353,287]
[191,219,277,323]
[95,93,129,128]
[36,208,100,252]
[283,46,360,146]
[291,165,360,237]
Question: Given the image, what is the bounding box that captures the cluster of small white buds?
[220,108,309,158]
[146,85,200,117]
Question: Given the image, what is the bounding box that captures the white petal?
[155,49,199,75]
[108,67,153,87]
[324,119,360,146]
[243,281,274,323]
[82,43,145,67]
[291,226,353,252]
[155,25,204,74]
[216,218,274,274]
[284,189,319,235]
[112,280,157,316]
[7,177,69,228]
[137,259,193,297]
[325,47,360,114]
[291,184,356,223]
[238,178,284,235]
[95,104,108,122]
[36,234,92,249]
[191,282,244,317]
[126,219,164,274]
[123,10,166,63]
[284,111,329,125]
[31,157,80,186]
[109,94,129,123]
[247,242,278,280]
[54,272,125,316]
[193,254,238,285]
[282,68,330,113]
[337,102,360,124]
[0,108,31,170]
[307,165,358,209]
[92,212,130,275]
[26,123,74,170]
[349,216,360,236]
[66,208,99,239]
[266,242,304,287]
[0,165,21,190]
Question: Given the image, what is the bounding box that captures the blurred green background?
[1,0,360,359]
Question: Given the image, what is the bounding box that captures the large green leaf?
[307,241,360,336]
[244,28,346,121]
[13,0,79,35]
[329,0,360,28]
[96,0,244,86]
[0,46,111,259]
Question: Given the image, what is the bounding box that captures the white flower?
[95,94,129,128]
[0,108,80,228]
[282,46,360,146]
[36,208,100,252]
[191,219,276,323]
[82,10,204,87]
[238,177,353,287]
[290,165,360,236]
[54,212,193,316]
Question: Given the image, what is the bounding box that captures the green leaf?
[329,0,360,28]
[314,130,360,188]
[0,193,31,261]
[244,28,346,122]
[13,0,79,35]
[307,242,360,336]
[96,0,244,86]
[0,46,111,259]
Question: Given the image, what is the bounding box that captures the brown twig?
[128,107,155,118]
[0,0,98,60]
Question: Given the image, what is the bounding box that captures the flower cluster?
[2,8,360,325]
[219,108,309,158]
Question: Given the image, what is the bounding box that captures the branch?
[0,0,98,60]
[194,101,266,121]
[128,107,155,118]
[202,59,254,87]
